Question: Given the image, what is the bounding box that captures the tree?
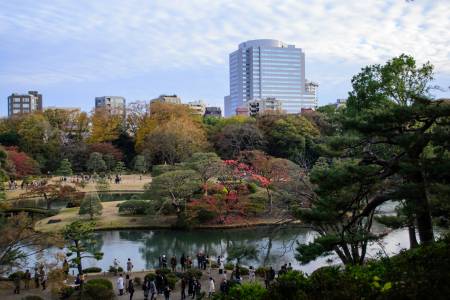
[296,158,383,265]
[142,119,209,165]
[227,243,259,265]
[86,152,107,174]
[88,108,124,143]
[79,192,103,220]
[145,170,201,217]
[5,147,40,177]
[186,152,222,195]
[0,213,54,276]
[62,221,103,275]
[341,54,450,244]
[213,122,266,159]
[114,161,126,175]
[133,155,148,173]
[126,101,149,136]
[25,182,76,210]
[55,158,73,176]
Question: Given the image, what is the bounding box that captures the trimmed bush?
[225,263,234,270]
[228,282,267,300]
[108,266,123,273]
[255,266,268,278]
[144,273,156,281]
[182,269,203,280]
[83,278,114,300]
[196,208,217,223]
[239,266,249,276]
[151,164,185,176]
[82,267,102,273]
[118,200,150,215]
[133,276,142,286]
[8,271,24,280]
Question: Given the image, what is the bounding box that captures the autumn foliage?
[5,147,40,178]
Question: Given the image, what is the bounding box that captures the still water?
[39,224,414,275]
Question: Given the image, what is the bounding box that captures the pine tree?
[56,158,73,176]
[79,192,103,220]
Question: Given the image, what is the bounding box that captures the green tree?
[227,243,259,265]
[79,192,103,220]
[62,221,103,275]
[86,152,106,174]
[56,158,73,176]
[114,161,126,175]
[133,155,148,173]
[145,170,200,218]
[296,158,383,265]
[342,54,450,244]
[186,152,222,195]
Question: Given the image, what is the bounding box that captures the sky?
[1,0,449,116]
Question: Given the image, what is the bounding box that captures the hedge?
[118,200,151,215]
[82,267,102,273]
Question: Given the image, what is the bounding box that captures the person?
[113,258,120,275]
[220,279,228,295]
[218,257,224,275]
[171,255,177,272]
[180,253,186,271]
[188,277,194,297]
[156,271,164,294]
[158,255,162,269]
[125,274,130,294]
[127,258,134,273]
[264,268,270,288]
[187,256,192,269]
[63,259,69,276]
[181,277,187,300]
[270,266,276,282]
[74,274,81,290]
[128,278,135,300]
[235,265,241,282]
[117,274,125,295]
[222,270,227,281]
[149,278,157,300]
[162,255,168,269]
[163,284,171,300]
[142,277,150,300]
[287,262,293,271]
[80,272,86,290]
[249,266,255,282]
[194,279,201,299]
[196,253,201,269]
[208,277,215,298]
[13,272,21,294]
[34,268,40,288]
[24,269,31,289]
[41,271,47,290]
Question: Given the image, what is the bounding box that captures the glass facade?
[225,39,317,116]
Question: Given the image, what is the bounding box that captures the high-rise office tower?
[224,39,318,116]
[7,91,42,117]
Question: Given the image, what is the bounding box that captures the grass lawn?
[35,200,177,232]
[5,174,152,200]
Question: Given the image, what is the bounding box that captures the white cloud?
[0,0,449,85]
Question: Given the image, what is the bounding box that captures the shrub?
[108,266,123,273]
[225,262,234,270]
[83,278,114,300]
[59,286,75,299]
[145,273,156,281]
[266,271,309,300]
[47,219,61,224]
[151,164,185,176]
[118,200,150,215]
[247,182,257,193]
[239,266,249,276]
[82,267,102,273]
[8,271,24,280]
[182,269,202,280]
[255,266,268,278]
[196,208,217,223]
[228,282,267,300]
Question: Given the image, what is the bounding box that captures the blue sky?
[1,0,449,116]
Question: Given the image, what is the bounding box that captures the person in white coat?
[249,266,256,282]
[117,274,125,295]
[208,277,215,298]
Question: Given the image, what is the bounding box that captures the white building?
[224,39,318,116]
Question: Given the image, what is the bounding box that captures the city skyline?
[1,0,450,116]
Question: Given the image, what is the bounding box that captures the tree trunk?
[266,188,272,213]
[409,170,434,244]
[408,225,418,248]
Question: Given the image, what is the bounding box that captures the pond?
[38,223,415,275]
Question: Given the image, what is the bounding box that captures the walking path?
[0,268,264,299]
